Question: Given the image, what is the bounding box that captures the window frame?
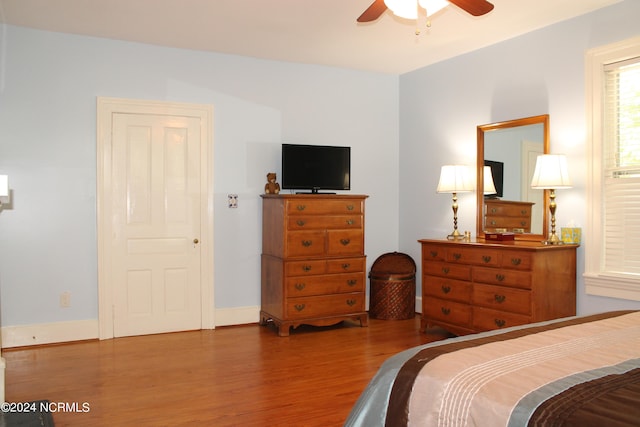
[584,36,640,301]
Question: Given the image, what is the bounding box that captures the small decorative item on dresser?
[264,172,281,194]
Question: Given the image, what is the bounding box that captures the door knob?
[193,238,199,244]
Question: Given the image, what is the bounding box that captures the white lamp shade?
[437,165,474,193]
[0,175,8,197]
[483,166,497,195]
[531,154,572,189]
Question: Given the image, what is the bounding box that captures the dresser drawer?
[327,229,364,256]
[473,266,532,289]
[286,293,364,319]
[287,215,362,230]
[423,261,471,281]
[499,251,533,270]
[485,202,532,217]
[286,273,364,297]
[424,298,471,327]
[473,307,530,331]
[423,245,447,262]
[447,247,500,267]
[485,216,531,230]
[326,257,365,273]
[472,283,531,315]
[286,199,363,215]
[423,275,472,303]
[285,260,327,276]
[285,231,326,257]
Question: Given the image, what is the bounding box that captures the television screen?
[484,160,504,198]
[281,144,350,193]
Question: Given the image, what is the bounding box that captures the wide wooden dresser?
[419,238,577,336]
[484,199,534,233]
[260,194,368,336]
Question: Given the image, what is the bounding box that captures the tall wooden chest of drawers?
[419,239,577,336]
[260,194,368,336]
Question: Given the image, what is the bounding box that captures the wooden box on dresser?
[418,238,577,336]
[260,194,369,336]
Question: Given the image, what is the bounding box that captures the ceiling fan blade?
[357,0,388,22]
[447,0,494,16]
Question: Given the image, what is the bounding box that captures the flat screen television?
[484,159,504,198]
[281,144,350,193]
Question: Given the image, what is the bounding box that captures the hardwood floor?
[4,316,452,426]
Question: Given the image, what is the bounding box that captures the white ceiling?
[0,0,621,74]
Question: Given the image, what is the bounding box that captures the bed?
[345,310,640,426]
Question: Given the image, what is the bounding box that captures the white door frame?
[97,97,214,339]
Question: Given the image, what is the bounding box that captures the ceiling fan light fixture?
[384,0,419,20]
[419,0,449,17]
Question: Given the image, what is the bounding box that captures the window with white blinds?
[585,36,640,301]
[602,58,640,276]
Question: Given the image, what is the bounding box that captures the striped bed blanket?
[345,311,640,426]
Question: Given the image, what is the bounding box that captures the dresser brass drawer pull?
[441,307,451,315]
[294,304,306,312]
[346,299,356,306]
[491,208,497,213]
[346,219,355,225]
[453,253,462,260]
[521,210,528,215]
[441,285,451,294]
[347,279,357,286]
[294,283,306,291]
[442,267,450,275]
[296,205,306,211]
[520,221,527,226]
[302,240,313,247]
[430,250,438,258]
[346,204,355,211]
[296,220,306,226]
[496,274,505,282]
[511,258,522,266]
[494,294,506,303]
[342,263,351,270]
[494,319,506,327]
[340,238,351,246]
[482,255,492,263]
[302,265,312,272]
[490,220,497,226]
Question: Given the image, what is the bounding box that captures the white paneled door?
[98,98,213,339]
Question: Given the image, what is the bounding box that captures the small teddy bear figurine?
[264,172,281,194]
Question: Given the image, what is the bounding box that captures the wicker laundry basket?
[369,252,416,320]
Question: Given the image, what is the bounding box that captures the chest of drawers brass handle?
[340,238,351,246]
[295,283,306,291]
[296,205,306,211]
[482,255,492,263]
[302,240,313,247]
[346,299,356,306]
[511,258,522,266]
[441,285,451,294]
[342,263,351,270]
[441,307,451,315]
[294,304,306,312]
[302,265,312,272]
[453,253,462,260]
[296,220,306,226]
[494,294,506,303]
[430,251,438,258]
[442,267,450,275]
[346,204,354,211]
[494,319,506,327]
[496,274,505,282]
[346,219,355,225]
[347,279,357,286]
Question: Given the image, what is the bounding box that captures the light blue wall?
[399,0,640,315]
[0,27,400,326]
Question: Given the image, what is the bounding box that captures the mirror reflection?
[476,115,549,241]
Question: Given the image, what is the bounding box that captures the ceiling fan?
[357,0,494,22]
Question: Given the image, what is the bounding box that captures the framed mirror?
[476,114,549,241]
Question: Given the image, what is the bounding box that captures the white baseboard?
[214,306,260,327]
[1,301,420,349]
[2,319,99,349]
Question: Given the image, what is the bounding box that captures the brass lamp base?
[542,189,564,245]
